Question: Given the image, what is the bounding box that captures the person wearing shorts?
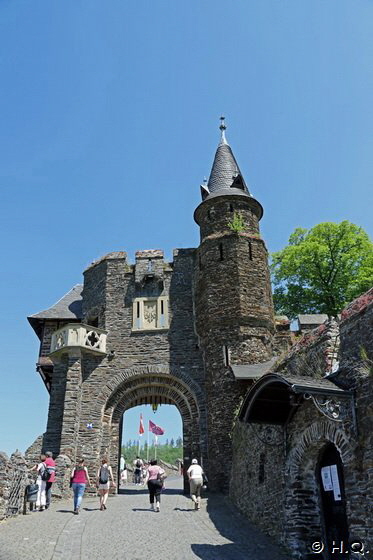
[96,457,114,511]
[187,458,204,510]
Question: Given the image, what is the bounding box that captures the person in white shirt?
[186,458,204,510]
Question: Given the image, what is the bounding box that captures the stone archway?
[92,365,206,492]
[284,420,355,559]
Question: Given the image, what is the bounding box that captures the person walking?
[44,451,56,510]
[187,458,204,510]
[120,455,127,486]
[97,457,114,511]
[70,458,91,515]
[133,456,143,485]
[30,454,47,511]
[143,459,166,512]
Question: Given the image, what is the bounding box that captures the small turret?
[195,117,263,241]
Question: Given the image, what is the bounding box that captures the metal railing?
[6,467,29,516]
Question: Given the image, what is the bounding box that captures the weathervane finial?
[219,116,227,143]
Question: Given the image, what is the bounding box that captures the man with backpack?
[44,451,56,509]
[133,456,143,485]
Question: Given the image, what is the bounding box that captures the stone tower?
[194,118,275,489]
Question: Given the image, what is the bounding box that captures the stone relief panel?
[132,296,169,331]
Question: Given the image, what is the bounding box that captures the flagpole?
[147,420,149,462]
[155,435,157,460]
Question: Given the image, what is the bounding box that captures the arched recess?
[284,421,355,559]
[94,365,206,492]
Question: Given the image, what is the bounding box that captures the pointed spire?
[206,118,250,196]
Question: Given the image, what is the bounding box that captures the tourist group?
[30,454,206,514]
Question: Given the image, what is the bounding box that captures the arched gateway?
[28,121,277,492]
[100,366,204,480]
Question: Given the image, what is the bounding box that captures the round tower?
[194,118,275,490]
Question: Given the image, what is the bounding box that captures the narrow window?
[248,241,253,261]
[136,301,140,319]
[219,243,224,261]
[161,300,164,314]
[229,203,234,212]
[258,452,266,483]
[223,345,230,366]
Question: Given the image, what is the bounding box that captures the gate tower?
[28,118,276,493]
[194,117,275,489]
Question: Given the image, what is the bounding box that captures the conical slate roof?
[196,119,263,222]
[208,137,249,194]
[201,118,251,200]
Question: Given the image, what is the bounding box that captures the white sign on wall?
[321,466,334,491]
[330,464,341,501]
[321,464,342,501]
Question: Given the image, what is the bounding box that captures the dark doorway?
[318,444,349,559]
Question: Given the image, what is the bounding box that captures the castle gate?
[28,122,277,493]
[98,366,205,490]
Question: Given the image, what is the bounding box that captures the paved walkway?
[0,477,286,560]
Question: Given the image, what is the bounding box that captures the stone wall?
[24,434,44,466]
[230,289,373,558]
[275,318,340,378]
[230,421,285,539]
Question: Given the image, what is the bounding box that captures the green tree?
[271,221,373,318]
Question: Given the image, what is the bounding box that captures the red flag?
[139,414,144,435]
[149,420,164,435]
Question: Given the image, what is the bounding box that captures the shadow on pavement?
[191,543,248,560]
[119,486,183,496]
[190,493,286,560]
[174,507,194,512]
[118,488,147,495]
[56,509,74,514]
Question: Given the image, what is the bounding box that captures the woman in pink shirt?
[143,459,166,512]
[70,458,91,514]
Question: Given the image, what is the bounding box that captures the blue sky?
[0,1,372,456]
[123,405,182,453]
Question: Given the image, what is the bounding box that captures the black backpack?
[99,466,109,484]
[40,463,51,482]
[136,459,141,468]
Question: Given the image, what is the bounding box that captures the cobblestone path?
[0,477,286,560]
